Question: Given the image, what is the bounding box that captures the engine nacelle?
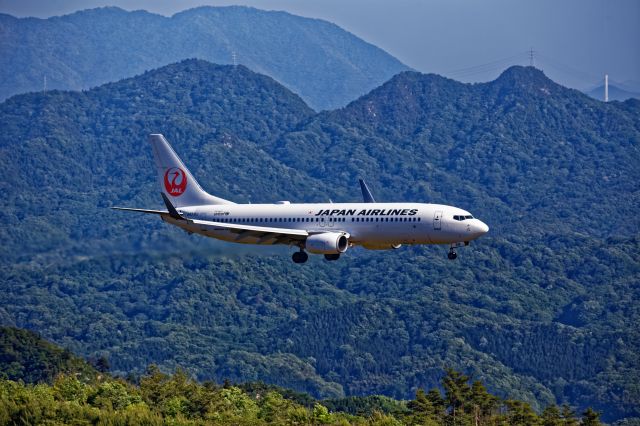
[362,243,402,250]
[305,232,349,254]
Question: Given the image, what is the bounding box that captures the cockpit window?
[453,215,474,221]
[465,215,473,219]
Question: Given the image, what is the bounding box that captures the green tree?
[407,388,439,425]
[313,402,333,424]
[205,386,260,423]
[426,388,446,417]
[561,404,579,426]
[470,380,498,425]
[541,405,563,426]
[52,374,86,403]
[580,408,602,426]
[87,380,142,410]
[442,368,471,424]
[505,399,541,426]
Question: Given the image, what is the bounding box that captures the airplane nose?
[473,220,489,237]
[479,221,489,234]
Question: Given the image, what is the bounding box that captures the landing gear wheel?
[292,251,308,264]
[324,253,340,261]
[448,250,457,260]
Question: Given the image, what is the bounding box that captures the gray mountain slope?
[0,6,409,110]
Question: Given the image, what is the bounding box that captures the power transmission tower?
[528,48,535,67]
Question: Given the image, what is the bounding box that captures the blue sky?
[2,0,638,90]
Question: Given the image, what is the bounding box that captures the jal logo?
[164,167,187,196]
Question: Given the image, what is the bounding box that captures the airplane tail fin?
[148,134,234,207]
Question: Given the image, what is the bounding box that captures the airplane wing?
[114,193,315,245]
[188,218,310,244]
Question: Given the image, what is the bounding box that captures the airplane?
[113,134,489,263]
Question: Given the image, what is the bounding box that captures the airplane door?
[433,211,442,230]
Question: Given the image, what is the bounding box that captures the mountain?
[0,6,409,110]
[587,83,640,102]
[0,61,638,422]
[0,59,315,263]
[268,66,640,239]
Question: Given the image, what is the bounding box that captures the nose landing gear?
[292,250,308,264]
[448,242,468,260]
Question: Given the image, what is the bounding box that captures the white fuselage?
[114,134,490,261]
[164,202,489,248]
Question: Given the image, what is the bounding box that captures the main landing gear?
[292,251,341,263]
[292,250,308,264]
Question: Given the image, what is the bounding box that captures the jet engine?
[305,232,349,254]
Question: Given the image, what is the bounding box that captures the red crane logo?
[164,167,187,197]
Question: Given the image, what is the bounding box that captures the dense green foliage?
[0,341,606,426]
[1,60,638,422]
[0,6,409,110]
[0,327,98,383]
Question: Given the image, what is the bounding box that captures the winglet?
[359,179,376,203]
[161,192,184,220]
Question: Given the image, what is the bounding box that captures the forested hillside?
[0,6,409,110]
[0,327,98,383]
[0,327,605,425]
[0,60,638,422]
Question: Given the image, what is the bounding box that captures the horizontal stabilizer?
[111,207,168,215]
